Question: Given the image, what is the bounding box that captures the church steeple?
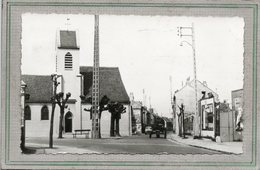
[55,28,80,100]
[56,29,80,73]
[58,30,79,50]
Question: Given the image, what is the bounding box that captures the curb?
[169,137,239,155]
[26,143,99,154]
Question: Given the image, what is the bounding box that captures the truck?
[147,116,167,138]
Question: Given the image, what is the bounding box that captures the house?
[130,100,156,134]
[174,78,219,136]
[81,66,131,137]
[130,101,142,134]
[22,29,131,138]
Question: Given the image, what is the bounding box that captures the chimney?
[129,92,134,102]
[186,77,191,85]
[203,81,207,87]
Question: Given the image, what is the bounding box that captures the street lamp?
[177,23,200,138]
[180,40,192,47]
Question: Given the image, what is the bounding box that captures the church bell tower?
[55,29,81,100]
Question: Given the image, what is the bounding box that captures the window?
[41,105,49,120]
[24,105,31,120]
[65,52,73,70]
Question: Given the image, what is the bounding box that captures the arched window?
[41,105,49,120]
[24,105,31,120]
[64,52,73,70]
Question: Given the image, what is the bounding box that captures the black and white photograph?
[1,1,259,169]
[20,14,244,155]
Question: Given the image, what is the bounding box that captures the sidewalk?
[169,133,243,154]
[25,143,99,154]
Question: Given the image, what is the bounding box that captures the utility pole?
[149,96,151,109]
[169,76,176,132]
[142,89,146,107]
[92,15,100,138]
[169,76,173,107]
[177,23,200,138]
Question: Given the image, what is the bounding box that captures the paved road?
[26,134,222,154]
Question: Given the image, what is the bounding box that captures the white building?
[22,30,131,138]
[174,78,219,136]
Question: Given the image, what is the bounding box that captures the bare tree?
[108,102,126,137]
[49,74,60,148]
[83,95,110,138]
[56,92,71,138]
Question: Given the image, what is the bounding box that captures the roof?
[58,30,79,49]
[231,89,243,93]
[22,67,130,104]
[80,66,130,104]
[22,75,53,103]
[176,79,219,99]
[161,117,172,122]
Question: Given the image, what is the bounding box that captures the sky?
[21,14,244,117]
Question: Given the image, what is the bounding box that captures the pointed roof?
[176,79,219,100]
[58,30,79,49]
[190,79,219,99]
[22,67,130,104]
[80,66,130,104]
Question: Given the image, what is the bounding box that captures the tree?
[83,95,110,138]
[49,74,60,148]
[108,102,126,137]
[56,92,71,138]
[98,95,110,137]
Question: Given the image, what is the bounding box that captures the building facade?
[130,101,142,134]
[23,30,131,138]
[174,79,219,136]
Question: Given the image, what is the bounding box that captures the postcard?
[1,0,259,169]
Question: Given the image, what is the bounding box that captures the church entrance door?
[65,111,73,133]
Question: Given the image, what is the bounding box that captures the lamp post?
[80,95,86,132]
[177,23,200,138]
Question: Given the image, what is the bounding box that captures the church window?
[41,105,49,120]
[24,105,31,120]
[65,52,73,70]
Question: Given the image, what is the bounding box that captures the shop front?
[199,96,220,139]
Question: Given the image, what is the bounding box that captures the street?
[26,134,222,154]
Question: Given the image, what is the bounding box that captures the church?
[22,30,132,138]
